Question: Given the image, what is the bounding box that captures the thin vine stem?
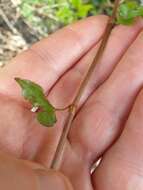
[50,0,121,170]
[54,105,71,111]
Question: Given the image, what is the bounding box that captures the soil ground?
[0,0,39,67]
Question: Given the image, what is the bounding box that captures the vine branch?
[50,0,121,170]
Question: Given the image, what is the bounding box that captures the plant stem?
[54,105,71,111]
[50,0,121,170]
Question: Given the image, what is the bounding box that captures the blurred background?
[0,0,114,67]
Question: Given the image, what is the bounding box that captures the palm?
[0,16,143,190]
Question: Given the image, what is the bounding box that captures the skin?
[0,15,143,189]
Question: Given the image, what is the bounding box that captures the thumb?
[0,151,73,190]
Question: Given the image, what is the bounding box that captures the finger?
[92,88,143,190]
[48,19,143,108]
[35,20,143,167]
[68,28,143,164]
[0,151,73,190]
[0,16,108,100]
[36,21,143,190]
[35,169,73,190]
[57,26,143,190]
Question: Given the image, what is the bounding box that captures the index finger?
[0,15,108,99]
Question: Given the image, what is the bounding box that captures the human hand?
[0,15,143,190]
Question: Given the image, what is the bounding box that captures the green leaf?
[117,1,143,25]
[77,4,93,18]
[15,78,57,127]
[70,0,82,9]
[37,111,57,127]
[15,78,44,105]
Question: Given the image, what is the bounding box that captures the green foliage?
[19,0,110,35]
[15,78,57,127]
[18,0,143,49]
[19,0,143,36]
[117,0,143,25]
[56,0,94,25]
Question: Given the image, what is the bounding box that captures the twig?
[50,0,121,170]
[0,8,18,34]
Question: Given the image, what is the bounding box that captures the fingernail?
[35,169,73,190]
